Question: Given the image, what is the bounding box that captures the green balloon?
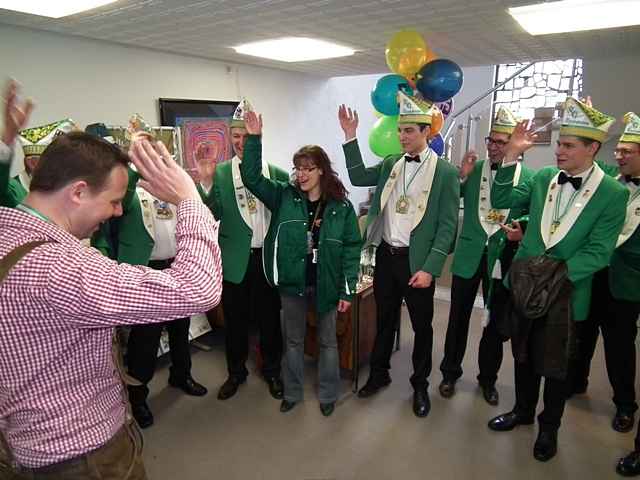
[368,115,401,157]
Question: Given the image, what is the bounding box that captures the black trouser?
[440,252,506,386]
[513,320,569,432]
[127,258,192,406]
[369,242,435,391]
[221,248,282,381]
[478,279,510,386]
[570,268,639,413]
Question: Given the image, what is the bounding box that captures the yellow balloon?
[385,30,435,78]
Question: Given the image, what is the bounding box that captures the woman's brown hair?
[292,145,348,202]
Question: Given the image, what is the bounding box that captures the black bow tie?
[625,175,640,186]
[558,171,582,189]
[490,163,499,171]
[404,155,421,163]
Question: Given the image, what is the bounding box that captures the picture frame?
[159,98,239,176]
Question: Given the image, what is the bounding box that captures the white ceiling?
[1,0,639,77]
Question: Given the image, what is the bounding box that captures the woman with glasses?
[239,111,361,416]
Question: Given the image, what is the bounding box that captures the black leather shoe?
[533,430,558,462]
[613,411,636,433]
[413,389,431,418]
[217,377,246,400]
[439,379,456,398]
[617,450,640,476]
[488,411,535,431]
[566,382,588,399]
[280,399,297,413]
[169,376,208,396]
[132,403,154,429]
[357,377,391,398]
[265,376,284,400]
[320,402,335,417]
[480,384,499,406]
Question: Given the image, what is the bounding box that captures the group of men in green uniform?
[2,77,640,474]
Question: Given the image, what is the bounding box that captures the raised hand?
[459,150,478,179]
[408,270,432,289]
[500,220,524,242]
[338,104,359,141]
[194,141,217,188]
[129,138,200,205]
[2,79,34,145]
[505,120,537,161]
[244,111,263,136]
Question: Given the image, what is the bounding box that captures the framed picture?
[159,98,239,176]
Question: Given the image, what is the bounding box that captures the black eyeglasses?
[485,137,509,147]
[292,166,318,174]
[615,148,639,157]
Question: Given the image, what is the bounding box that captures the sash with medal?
[153,199,174,220]
[396,157,426,215]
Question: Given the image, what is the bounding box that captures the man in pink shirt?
[0,81,223,479]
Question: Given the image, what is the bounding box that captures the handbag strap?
[0,239,50,469]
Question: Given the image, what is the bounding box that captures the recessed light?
[509,0,640,35]
[233,37,355,62]
[0,0,118,18]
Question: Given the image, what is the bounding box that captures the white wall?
[0,24,333,180]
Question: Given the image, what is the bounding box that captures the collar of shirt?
[561,164,594,181]
[1,206,79,245]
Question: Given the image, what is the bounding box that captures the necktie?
[490,163,499,171]
[404,155,421,163]
[558,171,582,190]
[624,175,640,186]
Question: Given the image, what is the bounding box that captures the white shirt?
[382,146,431,247]
[148,194,178,261]
[557,165,594,214]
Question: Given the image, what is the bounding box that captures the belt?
[148,258,174,269]
[250,248,262,255]
[380,241,409,256]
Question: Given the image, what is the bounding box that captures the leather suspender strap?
[0,240,49,471]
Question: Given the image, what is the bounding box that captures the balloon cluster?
[369,30,463,157]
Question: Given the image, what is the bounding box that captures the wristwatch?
[0,141,13,164]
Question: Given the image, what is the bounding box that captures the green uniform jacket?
[596,160,640,302]
[342,139,459,278]
[240,135,362,314]
[0,160,28,207]
[492,165,629,321]
[452,160,534,279]
[198,158,289,284]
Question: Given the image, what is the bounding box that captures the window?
[493,59,583,120]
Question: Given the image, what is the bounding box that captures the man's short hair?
[30,132,129,193]
[417,123,429,133]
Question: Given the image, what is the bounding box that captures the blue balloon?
[429,134,444,157]
[416,59,463,103]
[371,74,412,116]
